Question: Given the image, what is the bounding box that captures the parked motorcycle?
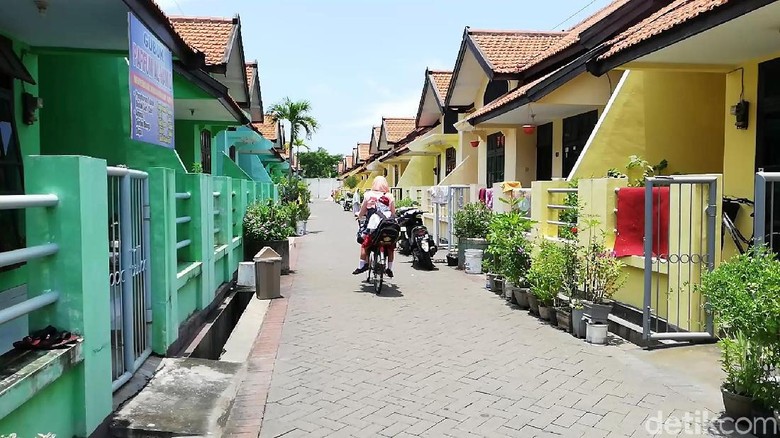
[343,194,353,211]
[396,207,437,270]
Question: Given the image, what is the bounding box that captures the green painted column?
[148,167,177,353]
[246,183,257,208]
[213,176,231,284]
[25,155,112,436]
[182,173,215,310]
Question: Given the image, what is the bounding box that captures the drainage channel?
[180,286,256,360]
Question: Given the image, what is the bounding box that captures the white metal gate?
[643,176,717,342]
[107,166,152,391]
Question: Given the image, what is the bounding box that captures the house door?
[562,111,598,177]
[486,132,505,186]
[536,123,553,181]
[755,57,780,238]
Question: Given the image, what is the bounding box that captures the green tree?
[298,147,342,178]
[344,175,359,190]
[269,98,319,178]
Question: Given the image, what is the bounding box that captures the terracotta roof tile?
[521,0,633,72]
[345,156,354,168]
[429,71,453,99]
[383,118,417,143]
[372,126,381,141]
[358,143,371,161]
[468,30,566,74]
[253,114,278,141]
[600,0,729,60]
[464,73,553,123]
[169,16,236,65]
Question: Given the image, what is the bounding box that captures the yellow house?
[363,117,416,189]
[395,70,459,191]
[451,0,658,188]
[522,0,780,343]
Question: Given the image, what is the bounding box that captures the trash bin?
[254,247,282,300]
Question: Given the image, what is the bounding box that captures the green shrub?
[485,212,533,285]
[396,198,420,208]
[527,241,566,306]
[243,201,296,241]
[453,202,492,239]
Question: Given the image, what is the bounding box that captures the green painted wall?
[38,53,186,172]
[0,368,79,437]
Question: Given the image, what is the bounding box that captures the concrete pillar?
[504,129,518,182]
[148,167,178,353]
[25,155,112,436]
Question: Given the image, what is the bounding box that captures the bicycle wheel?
[373,251,384,295]
[365,253,373,283]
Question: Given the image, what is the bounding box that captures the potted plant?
[578,220,625,324]
[555,304,571,333]
[243,201,296,274]
[570,299,587,338]
[698,246,780,426]
[527,241,565,321]
[453,202,492,270]
[556,240,579,333]
[485,212,533,302]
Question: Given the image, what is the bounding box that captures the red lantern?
[470,140,480,148]
[522,124,536,135]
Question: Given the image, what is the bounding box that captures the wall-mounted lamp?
[730,100,749,130]
[729,67,749,130]
[470,140,480,148]
[22,92,43,125]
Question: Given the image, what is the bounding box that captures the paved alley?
[256,201,734,438]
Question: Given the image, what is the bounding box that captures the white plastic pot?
[464,249,483,274]
[586,321,608,345]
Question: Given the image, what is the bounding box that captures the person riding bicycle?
[353,176,396,277]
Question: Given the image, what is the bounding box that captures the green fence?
[0,156,276,438]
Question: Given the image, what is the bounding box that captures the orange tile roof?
[383,118,416,143]
[429,71,453,99]
[253,114,278,141]
[357,143,371,161]
[169,16,236,65]
[464,73,553,123]
[345,156,355,168]
[600,0,728,60]
[468,30,566,74]
[521,0,632,72]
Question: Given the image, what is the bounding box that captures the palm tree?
[285,138,310,173]
[269,98,319,177]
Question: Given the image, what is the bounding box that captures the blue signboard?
[128,13,174,148]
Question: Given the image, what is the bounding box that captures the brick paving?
[241,201,738,437]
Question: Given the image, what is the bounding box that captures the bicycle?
[722,196,780,254]
[357,218,399,295]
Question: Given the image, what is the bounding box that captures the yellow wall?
[440,154,477,185]
[396,155,435,188]
[573,70,726,180]
[516,129,537,186]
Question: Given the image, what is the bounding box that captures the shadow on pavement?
[355,280,404,297]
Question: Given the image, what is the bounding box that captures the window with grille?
[486,132,505,186]
[0,80,25,265]
[445,147,456,175]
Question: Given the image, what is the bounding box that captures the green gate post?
[148,167,177,353]
[213,176,231,285]
[181,173,215,311]
[25,155,112,436]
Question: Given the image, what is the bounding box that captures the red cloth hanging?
[614,187,670,258]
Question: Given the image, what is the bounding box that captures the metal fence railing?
[0,195,60,328]
[546,187,577,240]
[106,166,151,391]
